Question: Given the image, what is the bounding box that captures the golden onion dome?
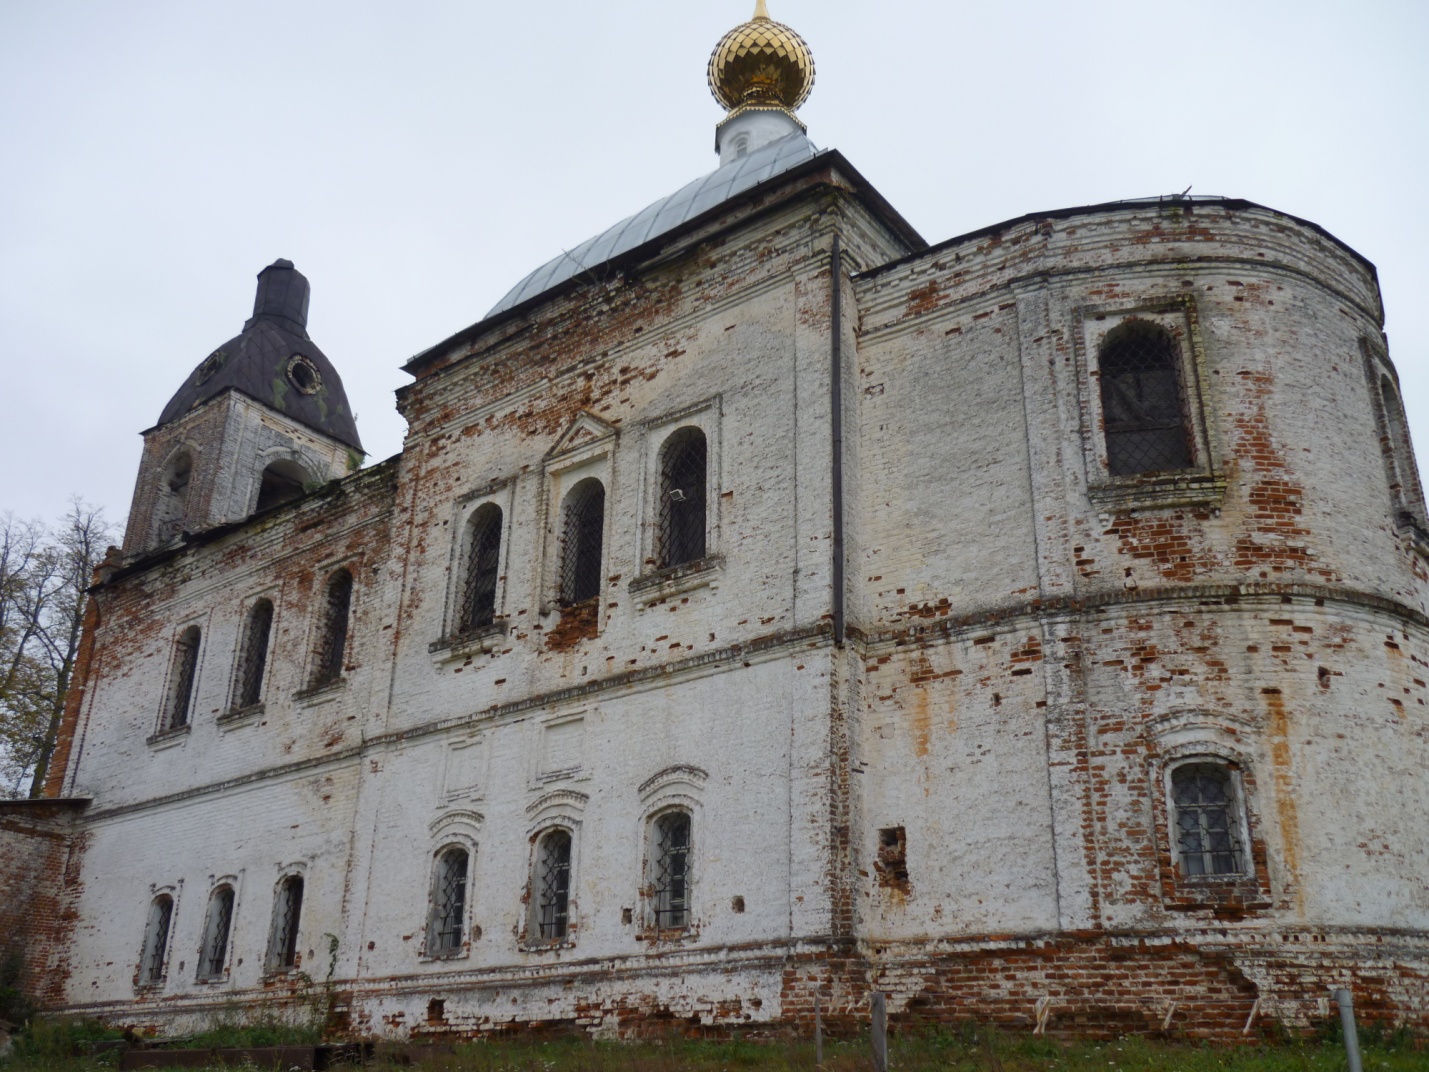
[707,0,815,114]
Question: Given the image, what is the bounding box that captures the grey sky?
[2,0,1425,531]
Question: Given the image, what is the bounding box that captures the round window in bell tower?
[286,354,322,395]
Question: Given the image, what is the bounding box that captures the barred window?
[657,427,707,569]
[1171,763,1245,877]
[236,599,273,709]
[138,894,173,985]
[312,569,352,687]
[559,479,605,606]
[459,505,503,634]
[428,847,469,956]
[533,829,572,941]
[163,626,201,731]
[649,811,691,931]
[198,885,235,982]
[1099,321,1193,476]
[265,875,304,972]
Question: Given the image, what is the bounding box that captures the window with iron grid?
[1172,764,1244,876]
[140,896,173,984]
[237,600,273,708]
[560,480,605,605]
[199,887,234,981]
[460,506,502,633]
[651,811,691,930]
[313,571,352,686]
[165,627,201,730]
[535,830,571,940]
[267,876,304,971]
[1099,321,1193,476]
[657,428,707,569]
[429,849,467,954]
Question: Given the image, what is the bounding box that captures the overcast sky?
[2,0,1426,533]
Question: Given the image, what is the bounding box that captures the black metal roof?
[157,261,363,451]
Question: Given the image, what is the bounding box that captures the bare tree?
[0,501,116,797]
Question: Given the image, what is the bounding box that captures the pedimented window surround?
[1073,295,1223,511]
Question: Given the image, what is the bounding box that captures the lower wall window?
[1171,762,1245,877]
[265,875,304,972]
[138,895,173,985]
[649,811,691,930]
[197,885,235,981]
[533,829,572,941]
[428,847,469,956]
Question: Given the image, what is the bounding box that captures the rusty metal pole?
[1333,989,1363,1072]
[814,992,823,1067]
[870,992,888,1072]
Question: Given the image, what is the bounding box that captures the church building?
[3,3,1426,1040]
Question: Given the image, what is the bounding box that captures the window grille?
[459,506,502,634]
[1099,322,1193,476]
[560,480,605,605]
[198,886,235,981]
[139,895,173,985]
[428,848,468,955]
[1172,764,1244,876]
[535,830,572,940]
[651,811,691,930]
[266,876,304,972]
[236,600,273,708]
[657,428,707,569]
[164,626,201,730]
[313,570,352,686]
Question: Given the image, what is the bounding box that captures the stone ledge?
[429,621,508,664]
[630,555,724,605]
[1088,472,1226,513]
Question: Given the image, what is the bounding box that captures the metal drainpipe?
[830,234,846,647]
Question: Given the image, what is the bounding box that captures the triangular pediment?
[546,411,617,460]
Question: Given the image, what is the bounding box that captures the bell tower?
[122,260,365,555]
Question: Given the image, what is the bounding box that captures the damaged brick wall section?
[0,800,89,1009]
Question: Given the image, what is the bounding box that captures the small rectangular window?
[428,848,469,956]
[163,626,202,731]
[534,830,572,941]
[1171,764,1245,877]
[312,570,352,687]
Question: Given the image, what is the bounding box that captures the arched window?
[559,479,605,606]
[459,505,502,634]
[657,427,707,569]
[1380,375,1425,524]
[235,599,273,709]
[428,847,469,956]
[163,626,202,731]
[254,460,309,514]
[265,875,304,972]
[312,569,352,687]
[198,885,235,981]
[533,829,572,941]
[138,894,174,985]
[649,810,691,931]
[155,451,193,541]
[1099,322,1193,476]
[1171,763,1245,877]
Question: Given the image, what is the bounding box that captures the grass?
[2,1021,1423,1072]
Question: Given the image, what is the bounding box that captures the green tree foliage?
[0,501,115,797]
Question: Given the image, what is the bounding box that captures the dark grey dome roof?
[158,261,363,451]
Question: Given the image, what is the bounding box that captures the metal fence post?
[871,992,888,1072]
[1333,989,1363,1072]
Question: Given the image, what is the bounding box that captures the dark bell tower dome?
[157,260,363,451]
